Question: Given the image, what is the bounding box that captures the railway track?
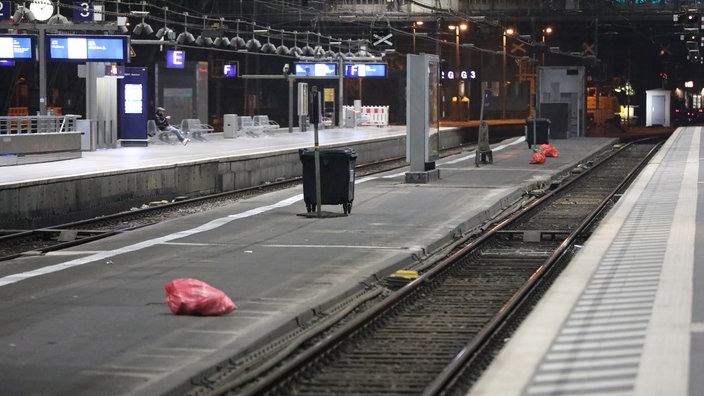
[182,139,661,396]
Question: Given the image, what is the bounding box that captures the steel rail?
[233,139,661,396]
[422,138,664,395]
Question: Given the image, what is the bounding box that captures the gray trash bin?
[299,148,357,214]
[525,118,551,148]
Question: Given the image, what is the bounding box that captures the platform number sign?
[73,2,93,22]
[0,2,11,20]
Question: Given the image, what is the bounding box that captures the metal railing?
[0,115,81,135]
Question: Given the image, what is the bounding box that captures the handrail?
[0,115,81,135]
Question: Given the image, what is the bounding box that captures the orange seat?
[8,107,29,116]
[7,107,29,132]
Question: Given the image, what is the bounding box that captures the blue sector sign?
[223,63,237,77]
[166,50,185,68]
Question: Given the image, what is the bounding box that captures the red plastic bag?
[165,278,237,316]
[530,151,546,164]
[540,144,559,158]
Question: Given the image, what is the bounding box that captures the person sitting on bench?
[155,107,190,145]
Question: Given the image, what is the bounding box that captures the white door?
[652,95,666,126]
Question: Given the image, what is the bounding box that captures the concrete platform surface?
[0,135,617,396]
[0,126,407,185]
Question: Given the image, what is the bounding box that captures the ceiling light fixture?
[47,1,72,25]
[156,7,176,41]
[230,19,247,50]
[176,12,195,45]
[132,1,152,36]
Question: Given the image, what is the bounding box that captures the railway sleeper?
[38,228,110,242]
[495,229,571,242]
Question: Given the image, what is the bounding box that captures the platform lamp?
[356,43,371,57]
[290,31,303,57]
[343,39,355,59]
[301,31,315,56]
[412,20,423,53]
[275,31,291,55]
[131,1,153,36]
[212,18,230,47]
[47,1,71,25]
[260,28,277,53]
[156,7,176,41]
[502,28,514,119]
[12,6,36,23]
[325,38,338,59]
[246,26,264,51]
[195,16,213,46]
[229,19,247,50]
[176,12,195,45]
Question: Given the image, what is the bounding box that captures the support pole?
[311,86,322,217]
[38,28,47,115]
[288,76,294,133]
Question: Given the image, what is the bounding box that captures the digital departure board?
[294,63,337,77]
[47,35,128,62]
[344,63,387,78]
[0,35,35,60]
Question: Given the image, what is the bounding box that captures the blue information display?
[118,67,149,140]
[47,35,128,62]
[0,35,35,60]
[294,63,337,77]
[344,63,387,78]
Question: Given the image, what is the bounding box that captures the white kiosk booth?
[645,89,671,127]
[405,53,441,184]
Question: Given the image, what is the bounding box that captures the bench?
[252,115,279,131]
[239,116,261,137]
[7,107,29,132]
[181,119,214,139]
[8,107,28,117]
[147,120,172,143]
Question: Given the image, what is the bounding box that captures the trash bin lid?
[299,147,357,159]
[525,118,551,124]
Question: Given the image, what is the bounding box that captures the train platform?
[1,121,534,229]
[470,125,701,396]
[0,125,409,185]
[0,128,620,395]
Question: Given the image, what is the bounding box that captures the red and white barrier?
[341,105,390,127]
[359,106,389,126]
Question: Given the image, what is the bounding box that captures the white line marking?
[0,195,303,287]
[261,244,411,250]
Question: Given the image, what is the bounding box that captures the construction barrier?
[359,106,389,126]
[342,106,390,127]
